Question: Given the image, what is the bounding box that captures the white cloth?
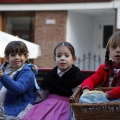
[79,90,120,103]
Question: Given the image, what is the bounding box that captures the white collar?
[57,68,64,77]
[57,66,72,77]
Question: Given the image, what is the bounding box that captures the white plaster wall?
[66,10,115,70]
[66,11,95,70]
[92,15,115,64]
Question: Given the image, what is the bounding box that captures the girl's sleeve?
[81,64,107,90]
[0,70,35,95]
[106,87,120,100]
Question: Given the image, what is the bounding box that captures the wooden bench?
[36,68,96,85]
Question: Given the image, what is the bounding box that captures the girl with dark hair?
[81,31,120,100]
[23,42,84,120]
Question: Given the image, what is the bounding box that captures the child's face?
[7,53,28,69]
[110,45,120,64]
[55,46,76,72]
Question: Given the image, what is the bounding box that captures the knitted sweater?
[0,63,35,116]
[41,65,85,97]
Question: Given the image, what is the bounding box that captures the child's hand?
[0,68,3,77]
[83,88,90,93]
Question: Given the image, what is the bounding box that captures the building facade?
[0,0,120,70]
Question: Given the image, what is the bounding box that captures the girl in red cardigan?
[81,31,120,100]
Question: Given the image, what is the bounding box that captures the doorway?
[96,20,114,64]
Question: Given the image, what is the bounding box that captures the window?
[3,12,35,63]
[6,16,34,42]
[103,25,113,48]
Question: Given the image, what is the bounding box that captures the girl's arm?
[0,69,35,95]
[81,64,107,90]
[105,87,120,100]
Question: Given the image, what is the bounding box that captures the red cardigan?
[81,64,120,100]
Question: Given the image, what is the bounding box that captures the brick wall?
[34,11,67,68]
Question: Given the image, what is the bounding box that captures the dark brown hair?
[4,41,29,58]
[54,42,76,60]
[4,41,29,66]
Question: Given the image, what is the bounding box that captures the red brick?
[34,11,67,68]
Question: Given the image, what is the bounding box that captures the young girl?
[0,41,37,119]
[80,31,120,101]
[22,42,85,120]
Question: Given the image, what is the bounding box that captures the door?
[96,21,114,64]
